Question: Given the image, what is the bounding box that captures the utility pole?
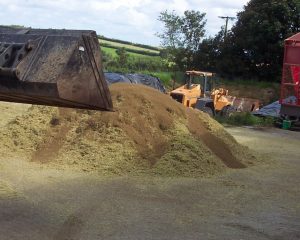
[218,16,235,40]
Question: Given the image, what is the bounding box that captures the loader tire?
[221,105,235,117]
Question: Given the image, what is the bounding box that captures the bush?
[102,50,167,73]
[215,112,275,127]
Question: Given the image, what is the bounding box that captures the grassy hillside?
[100,39,160,54]
[98,36,160,57]
[98,36,160,51]
[99,38,183,87]
[99,36,168,78]
[101,46,161,59]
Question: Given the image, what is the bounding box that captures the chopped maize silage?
[0,83,258,177]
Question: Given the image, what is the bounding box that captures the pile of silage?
[0,83,258,177]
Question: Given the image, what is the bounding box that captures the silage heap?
[0,83,257,177]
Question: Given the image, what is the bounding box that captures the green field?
[101,46,161,59]
[99,36,173,86]
[99,39,160,54]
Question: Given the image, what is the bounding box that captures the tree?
[223,0,300,81]
[194,28,225,72]
[116,47,128,66]
[157,10,183,49]
[157,10,207,70]
[181,10,207,52]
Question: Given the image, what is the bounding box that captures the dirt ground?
[0,127,299,240]
[218,83,279,105]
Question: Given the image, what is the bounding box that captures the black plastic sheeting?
[104,72,166,93]
[252,100,281,118]
[253,96,297,118]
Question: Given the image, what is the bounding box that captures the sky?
[0,0,249,46]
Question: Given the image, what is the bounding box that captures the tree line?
[157,0,300,82]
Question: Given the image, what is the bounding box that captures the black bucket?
[0,27,112,111]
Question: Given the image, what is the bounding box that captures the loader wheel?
[221,105,235,117]
[202,107,214,117]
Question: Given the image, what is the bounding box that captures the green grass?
[99,39,160,54]
[101,46,168,75]
[139,71,172,87]
[150,72,172,83]
[101,46,161,59]
[98,36,161,51]
[101,46,118,57]
[215,112,275,127]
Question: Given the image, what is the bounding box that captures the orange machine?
[199,87,260,116]
[170,71,212,108]
[170,70,260,116]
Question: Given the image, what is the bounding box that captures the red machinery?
[280,33,300,121]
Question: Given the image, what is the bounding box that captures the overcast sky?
[0,0,249,46]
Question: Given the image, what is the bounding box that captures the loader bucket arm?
[0,27,113,111]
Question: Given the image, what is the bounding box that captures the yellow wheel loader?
[170,70,260,116]
[0,26,112,111]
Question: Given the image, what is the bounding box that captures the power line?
[218,16,235,39]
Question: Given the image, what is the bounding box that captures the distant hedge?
[98,35,160,52]
[100,43,160,57]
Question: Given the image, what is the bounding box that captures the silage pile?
[0,102,30,127]
[0,83,258,177]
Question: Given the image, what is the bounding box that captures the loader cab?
[170,70,214,108]
[185,70,215,96]
[191,72,233,116]
[170,83,201,108]
[184,71,217,116]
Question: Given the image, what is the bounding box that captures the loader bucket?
[0,27,113,111]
